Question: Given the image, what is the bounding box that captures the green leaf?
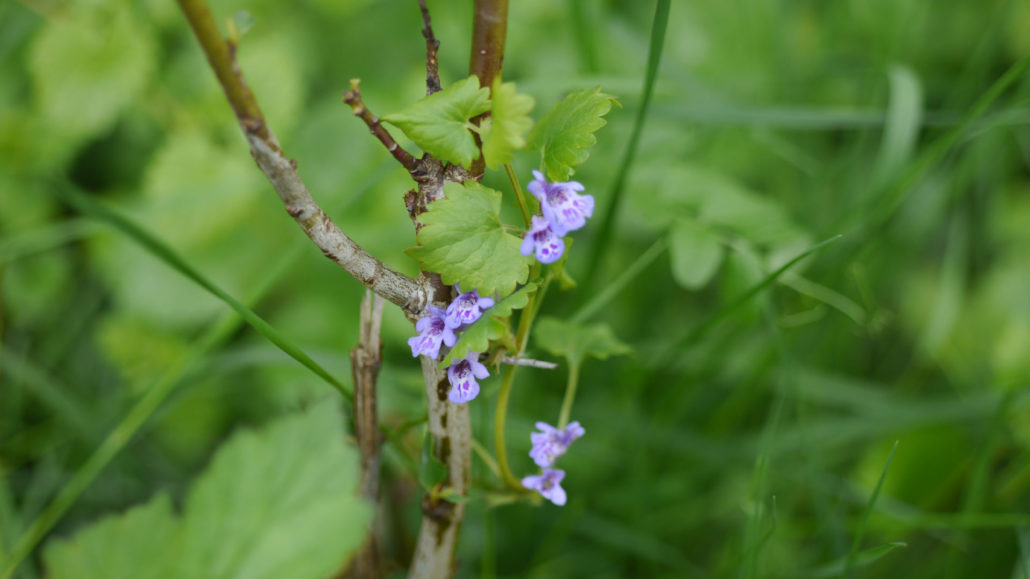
[42,402,370,579]
[441,283,538,367]
[44,494,183,579]
[383,75,491,167]
[178,401,371,579]
[29,1,155,140]
[534,317,632,367]
[480,79,535,169]
[668,218,724,290]
[527,87,618,181]
[407,181,532,297]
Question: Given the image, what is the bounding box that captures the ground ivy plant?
[396,76,625,504]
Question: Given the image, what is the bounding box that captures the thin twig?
[343,79,419,172]
[419,0,442,95]
[176,0,426,316]
[500,356,557,370]
[347,290,386,579]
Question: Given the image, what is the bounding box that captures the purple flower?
[522,468,567,506]
[529,421,585,467]
[447,351,489,404]
[445,284,495,329]
[520,215,565,264]
[407,306,457,360]
[528,170,595,236]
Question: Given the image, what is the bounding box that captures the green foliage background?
[3,0,1030,576]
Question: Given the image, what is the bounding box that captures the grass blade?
[653,235,842,370]
[812,542,907,578]
[586,0,670,280]
[571,237,665,324]
[842,441,899,579]
[856,51,1030,231]
[50,181,350,400]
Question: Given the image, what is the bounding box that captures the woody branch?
[175,0,426,315]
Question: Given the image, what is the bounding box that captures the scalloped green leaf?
[42,402,370,579]
[441,283,538,367]
[407,181,532,296]
[527,87,618,181]
[383,75,491,167]
[481,79,535,169]
[534,317,632,367]
[179,402,370,579]
[44,494,182,579]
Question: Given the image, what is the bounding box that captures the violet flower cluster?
[521,421,584,506]
[521,171,595,264]
[408,285,494,404]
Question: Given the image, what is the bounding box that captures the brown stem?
[468,0,508,176]
[419,0,442,95]
[346,290,386,579]
[175,0,428,315]
[343,80,419,172]
[469,0,508,91]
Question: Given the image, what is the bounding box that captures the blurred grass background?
[3,0,1030,576]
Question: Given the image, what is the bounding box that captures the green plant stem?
[556,362,580,429]
[516,270,550,354]
[494,270,552,490]
[504,163,532,227]
[493,365,524,489]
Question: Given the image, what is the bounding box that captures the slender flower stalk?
[494,364,524,489]
[557,363,581,430]
[505,163,533,227]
